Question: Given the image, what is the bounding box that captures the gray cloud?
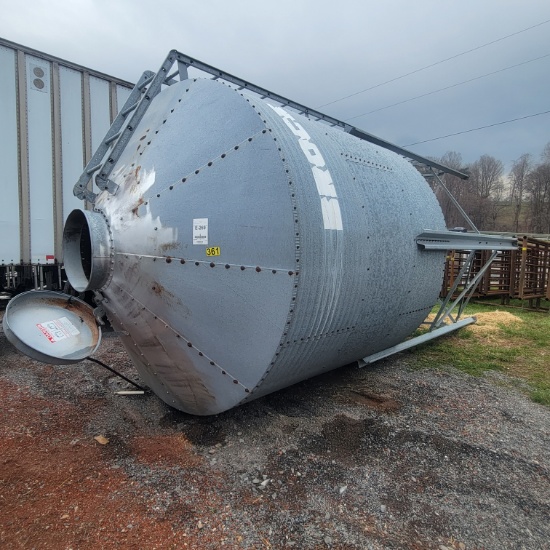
[1,0,549,169]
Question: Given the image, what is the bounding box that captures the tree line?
[427,142,550,234]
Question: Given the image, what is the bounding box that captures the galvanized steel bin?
[64,77,446,414]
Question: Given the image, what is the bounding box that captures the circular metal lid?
[3,290,101,364]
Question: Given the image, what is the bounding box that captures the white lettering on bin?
[267,104,343,231]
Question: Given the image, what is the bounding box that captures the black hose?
[86,357,148,392]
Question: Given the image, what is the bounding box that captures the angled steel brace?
[433,249,499,327]
[359,317,476,366]
[427,167,477,231]
[432,250,477,328]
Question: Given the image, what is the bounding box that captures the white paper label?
[193,218,208,245]
[37,316,80,343]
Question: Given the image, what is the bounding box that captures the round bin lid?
[3,290,101,365]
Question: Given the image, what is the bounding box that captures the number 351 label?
[206,247,221,256]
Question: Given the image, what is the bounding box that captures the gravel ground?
[1,310,549,549]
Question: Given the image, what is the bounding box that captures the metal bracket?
[80,188,98,204]
[92,291,107,326]
[95,178,119,195]
[93,305,106,326]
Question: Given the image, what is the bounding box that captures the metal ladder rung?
[86,163,103,175]
[104,131,122,146]
[165,70,179,83]
[121,101,139,117]
[138,74,154,89]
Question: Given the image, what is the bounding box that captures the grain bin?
[4,50,516,415]
[63,77,448,415]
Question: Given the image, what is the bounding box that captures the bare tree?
[526,161,550,233]
[487,179,508,230]
[467,155,504,229]
[509,154,531,232]
[429,151,471,228]
[469,155,504,198]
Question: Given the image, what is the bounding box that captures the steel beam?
[416,230,518,251]
[16,49,31,264]
[359,317,476,366]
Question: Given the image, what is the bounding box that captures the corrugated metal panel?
[89,76,111,151]
[59,66,85,222]
[26,54,55,265]
[0,45,20,265]
[116,84,132,112]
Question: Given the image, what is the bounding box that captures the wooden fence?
[442,236,550,305]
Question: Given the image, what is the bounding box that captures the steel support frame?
[358,250,499,367]
[361,248,501,366]
[432,249,499,328]
[73,49,470,206]
[73,70,155,202]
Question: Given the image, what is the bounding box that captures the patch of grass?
[531,384,550,406]
[412,299,550,406]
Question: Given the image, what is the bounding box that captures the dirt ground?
[1,310,549,550]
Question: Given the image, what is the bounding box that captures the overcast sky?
[1,0,549,171]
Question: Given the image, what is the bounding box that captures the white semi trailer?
[0,37,133,295]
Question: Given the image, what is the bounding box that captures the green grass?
[412,300,550,406]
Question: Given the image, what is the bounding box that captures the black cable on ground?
[86,357,148,392]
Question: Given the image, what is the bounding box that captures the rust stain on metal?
[159,241,180,252]
[120,165,143,195]
[131,197,144,217]
[150,281,182,307]
[151,282,165,296]
[42,297,87,315]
